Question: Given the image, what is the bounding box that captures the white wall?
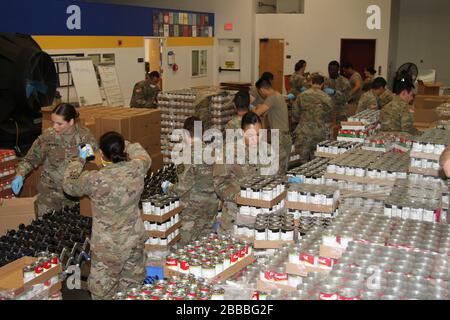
[393,0,450,86]
[47,47,145,105]
[161,44,214,91]
[255,0,392,91]
[387,0,400,88]
[88,0,256,85]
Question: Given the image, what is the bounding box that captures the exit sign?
[225,23,233,30]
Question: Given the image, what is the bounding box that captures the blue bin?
[145,266,164,284]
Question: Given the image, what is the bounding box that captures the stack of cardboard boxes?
[41,106,162,169]
[18,106,163,201]
[40,105,163,218]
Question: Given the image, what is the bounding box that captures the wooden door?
[259,39,285,93]
[340,39,376,77]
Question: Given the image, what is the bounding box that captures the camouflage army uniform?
[380,96,418,135]
[363,75,374,92]
[356,90,378,114]
[213,142,276,235]
[225,115,243,131]
[349,72,364,104]
[130,80,160,109]
[289,73,308,97]
[377,89,394,108]
[249,86,265,108]
[293,88,334,163]
[16,124,97,217]
[173,143,219,245]
[63,142,151,300]
[325,76,351,121]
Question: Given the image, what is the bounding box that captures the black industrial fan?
[0,33,57,154]
[393,63,419,94]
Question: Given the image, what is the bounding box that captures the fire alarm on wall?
[225,23,233,31]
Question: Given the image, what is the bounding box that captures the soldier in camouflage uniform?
[325,61,351,122]
[289,60,309,98]
[293,75,334,163]
[13,104,97,217]
[63,132,151,300]
[377,88,394,108]
[225,90,250,131]
[363,67,377,92]
[130,71,161,109]
[357,77,394,114]
[172,117,219,245]
[214,112,277,234]
[253,78,292,175]
[380,82,418,135]
[343,62,364,105]
[250,72,274,109]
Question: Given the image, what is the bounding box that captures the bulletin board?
[152,9,214,37]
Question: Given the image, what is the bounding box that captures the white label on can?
[281,231,294,241]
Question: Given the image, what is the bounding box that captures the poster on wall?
[151,9,214,38]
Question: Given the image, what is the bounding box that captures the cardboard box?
[96,116,131,141]
[285,201,337,213]
[285,262,331,277]
[0,197,37,236]
[319,244,346,260]
[256,279,297,293]
[147,221,181,238]
[414,95,450,124]
[145,234,181,251]
[129,110,161,141]
[20,167,42,198]
[417,82,443,96]
[0,257,62,299]
[135,134,161,156]
[164,253,255,283]
[141,206,183,223]
[236,191,287,209]
[150,152,164,173]
[254,240,295,249]
[80,196,92,218]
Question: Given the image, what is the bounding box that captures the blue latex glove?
[11,176,24,195]
[300,87,308,93]
[78,146,88,160]
[161,181,173,194]
[287,93,296,100]
[324,88,335,96]
[288,176,304,184]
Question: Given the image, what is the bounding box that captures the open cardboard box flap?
[0,257,62,294]
[0,197,37,236]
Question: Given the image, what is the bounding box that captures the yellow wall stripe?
[32,36,145,50]
[166,37,214,47]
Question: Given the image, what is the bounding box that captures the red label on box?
[319,257,334,268]
[273,272,288,281]
[180,261,189,271]
[264,271,273,281]
[300,253,316,265]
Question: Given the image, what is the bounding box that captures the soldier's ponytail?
[52,103,79,122]
[100,131,128,163]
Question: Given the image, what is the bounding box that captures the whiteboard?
[97,63,124,107]
[69,58,103,106]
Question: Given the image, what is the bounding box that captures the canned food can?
[319,284,338,300]
[338,288,361,300]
